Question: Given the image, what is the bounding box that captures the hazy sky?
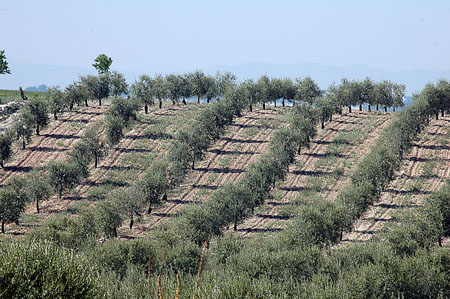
[1,0,450,86]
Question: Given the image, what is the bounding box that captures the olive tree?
[215,71,236,99]
[105,115,124,146]
[97,74,111,106]
[95,199,123,238]
[0,177,27,233]
[108,96,140,124]
[136,162,169,215]
[295,77,322,104]
[25,170,52,213]
[343,79,363,113]
[165,74,182,105]
[314,96,335,129]
[47,86,65,120]
[12,116,32,149]
[176,125,210,170]
[131,75,154,114]
[204,75,217,103]
[360,77,375,111]
[179,73,192,105]
[0,130,14,167]
[83,126,107,168]
[110,71,128,97]
[269,77,284,107]
[189,70,207,103]
[68,141,92,179]
[281,78,296,107]
[22,96,49,135]
[242,79,259,112]
[48,161,82,199]
[392,83,406,111]
[153,74,167,109]
[79,75,98,106]
[113,188,144,230]
[64,82,84,110]
[375,80,394,112]
[257,75,270,109]
[168,141,191,186]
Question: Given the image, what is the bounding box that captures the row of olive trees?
[298,179,450,298]
[327,78,406,113]
[310,78,406,129]
[421,78,450,119]
[130,71,237,112]
[0,95,51,168]
[175,104,319,245]
[0,71,129,167]
[278,89,432,248]
[95,85,250,235]
[0,122,108,232]
[0,95,143,232]
[23,82,250,238]
[63,71,128,109]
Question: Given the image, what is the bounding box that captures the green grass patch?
[243,127,258,138]
[87,186,112,201]
[206,174,218,185]
[56,140,65,147]
[121,152,156,170]
[0,89,47,104]
[220,156,232,167]
[66,200,90,214]
[19,213,42,224]
[420,160,437,179]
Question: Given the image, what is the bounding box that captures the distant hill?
[25,84,48,92]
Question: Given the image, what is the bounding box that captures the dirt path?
[342,115,450,244]
[126,108,284,238]
[237,111,394,236]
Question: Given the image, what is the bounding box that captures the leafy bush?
[0,240,103,298]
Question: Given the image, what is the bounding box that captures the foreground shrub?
[303,247,450,299]
[0,240,103,298]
